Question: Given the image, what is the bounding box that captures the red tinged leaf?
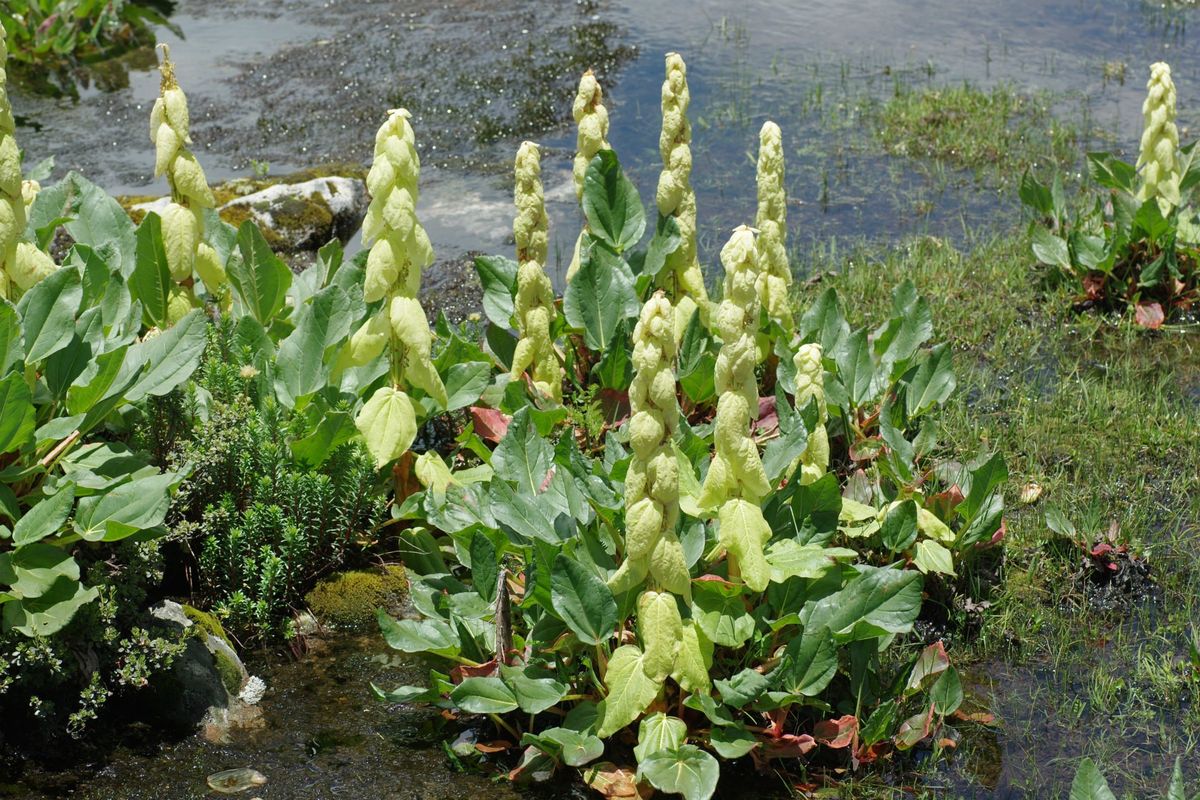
[450,660,498,683]
[755,396,779,436]
[1134,301,1165,329]
[987,518,1007,548]
[582,763,649,799]
[470,407,511,442]
[760,733,817,760]
[813,715,858,749]
[951,709,996,725]
[893,704,935,750]
[906,641,950,694]
[1082,274,1106,301]
[476,739,515,753]
[539,465,556,492]
[598,388,630,427]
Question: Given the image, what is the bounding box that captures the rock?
[207,768,268,795]
[304,565,409,632]
[147,601,262,741]
[239,676,267,705]
[220,176,366,252]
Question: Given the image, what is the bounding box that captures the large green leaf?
[0,542,80,598]
[18,266,82,363]
[491,407,554,494]
[441,361,492,412]
[129,213,172,328]
[377,609,458,654]
[0,373,35,455]
[355,387,417,469]
[639,745,719,800]
[582,150,646,253]
[59,172,138,277]
[0,302,23,374]
[274,284,353,407]
[3,577,99,637]
[904,343,956,417]
[229,221,293,325]
[123,309,208,402]
[66,345,130,415]
[500,665,568,714]
[473,255,518,328]
[773,625,837,696]
[550,555,617,645]
[563,241,639,351]
[633,713,687,764]
[690,579,755,647]
[803,566,923,642]
[73,472,178,542]
[12,485,75,546]
[714,668,768,708]
[597,645,660,737]
[533,727,604,767]
[450,677,519,714]
[1069,758,1116,800]
[717,498,772,593]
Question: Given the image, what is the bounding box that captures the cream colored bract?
[1137,62,1182,216]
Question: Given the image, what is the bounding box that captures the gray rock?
[220,176,367,252]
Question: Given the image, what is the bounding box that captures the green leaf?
[962,452,1007,520]
[12,485,75,546]
[60,172,137,277]
[708,724,758,759]
[718,498,772,593]
[1086,152,1136,193]
[564,241,639,350]
[473,255,518,328]
[1031,226,1071,271]
[536,727,604,767]
[73,472,177,542]
[442,361,492,412]
[639,213,682,278]
[715,668,768,708]
[371,683,440,704]
[0,373,35,455]
[773,625,837,696]
[356,387,418,469]
[634,713,687,764]
[550,555,617,645]
[803,566,923,642]
[913,539,956,576]
[377,609,458,654]
[129,213,172,327]
[450,677,519,714]
[880,500,918,553]
[1069,758,1117,800]
[582,151,646,252]
[66,344,130,415]
[3,577,99,637]
[289,411,357,468]
[639,745,719,800]
[1,543,80,598]
[691,579,755,647]
[799,287,849,359]
[834,328,874,407]
[0,302,24,373]
[491,407,554,494]
[230,221,293,325]
[597,645,660,737]
[469,531,498,602]
[904,343,956,417]
[765,539,855,583]
[500,665,568,714]
[124,309,207,402]
[1018,170,1054,217]
[274,285,353,407]
[930,667,963,716]
[18,266,81,363]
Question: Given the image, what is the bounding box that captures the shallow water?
[6,1,1200,797]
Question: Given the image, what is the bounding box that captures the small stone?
[1019,482,1043,504]
[239,676,267,705]
[207,768,267,794]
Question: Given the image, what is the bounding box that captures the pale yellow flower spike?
[566,70,611,281]
[0,27,56,301]
[699,226,773,593]
[655,53,710,332]
[609,291,690,601]
[791,343,829,484]
[1137,62,1182,217]
[510,142,562,402]
[353,108,446,469]
[151,44,223,314]
[755,121,793,338]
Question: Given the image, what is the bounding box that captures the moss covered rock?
[182,604,229,645]
[304,566,409,632]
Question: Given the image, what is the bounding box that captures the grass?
[791,230,1200,798]
[873,83,1084,181]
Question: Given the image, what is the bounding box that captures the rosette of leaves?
[510,142,562,402]
[698,225,773,592]
[608,292,690,599]
[655,53,709,328]
[1,239,207,637]
[566,70,612,281]
[0,27,56,301]
[349,108,447,468]
[1137,62,1182,217]
[149,44,225,320]
[755,121,793,339]
[1021,61,1200,326]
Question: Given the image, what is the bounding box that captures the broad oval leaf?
[550,555,617,645]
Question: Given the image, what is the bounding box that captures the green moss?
[212,647,244,695]
[304,566,409,631]
[181,604,230,646]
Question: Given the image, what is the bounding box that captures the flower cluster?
[150,44,224,319]
[566,70,611,281]
[349,108,446,468]
[1136,62,1182,216]
[699,226,773,592]
[0,27,55,301]
[792,343,830,484]
[755,121,793,336]
[655,53,709,326]
[510,141,561,401]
